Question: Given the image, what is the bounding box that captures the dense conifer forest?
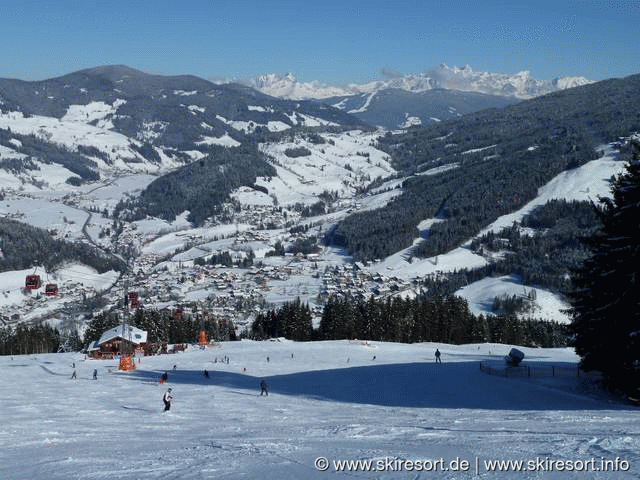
[115,144,276,225]
[0,218,126,273]
[251,296,568,348]
[0,323,63,355]
[82,308,237,347]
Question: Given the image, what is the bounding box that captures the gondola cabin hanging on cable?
[127,291,140,309]
[25,275,42,290]
[44,283,59,297]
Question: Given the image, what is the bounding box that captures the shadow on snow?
[123,361,633,411]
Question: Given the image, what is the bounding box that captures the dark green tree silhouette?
[569,139,640,398]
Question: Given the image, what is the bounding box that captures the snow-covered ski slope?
[367,145,626,280]
[2,340,637,479]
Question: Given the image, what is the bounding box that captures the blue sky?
[1,0,638,84]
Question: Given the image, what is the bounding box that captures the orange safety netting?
[118,355,136,371]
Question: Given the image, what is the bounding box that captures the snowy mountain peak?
[250,65,592,100]
[249,73,357,100]
[425,64,592,99]
[252,72,297,87]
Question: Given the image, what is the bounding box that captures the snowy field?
[1,340,637,479]
[456,275,572,323]
[256,131,394,207]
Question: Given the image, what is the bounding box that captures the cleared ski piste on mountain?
[366,145,628,322]
[2,340,637,479]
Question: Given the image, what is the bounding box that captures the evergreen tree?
[83,311,121,345]
[569,139,640,398]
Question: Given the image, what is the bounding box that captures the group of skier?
[157,349,444,412]
[70,348,443,412]
[161,378,268,411]
[69,365,99,380]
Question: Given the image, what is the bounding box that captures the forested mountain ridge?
[115,143,276,225]
[0,65,368,187]
[0,65,367,145]
[328,74,640,262]
[320,88,519,129]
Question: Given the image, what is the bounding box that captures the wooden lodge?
[88,325,148,359]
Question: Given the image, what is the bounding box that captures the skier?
[260,378,268,396]
[71,369,77,379]
[160,371,168,384]
[203,369,209,378]
[93,369,98,380]
[163,388,173,411]
[435,348,442,364]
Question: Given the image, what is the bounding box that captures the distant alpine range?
[249,64,591,100]
[247,64,592,128]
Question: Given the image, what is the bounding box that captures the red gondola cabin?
[128,291,140,309]
[45,283,59,297]
[25,275,42,290]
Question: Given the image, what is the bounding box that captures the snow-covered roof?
[98,325,148,345]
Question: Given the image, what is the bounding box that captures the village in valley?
[0,129,423,338]
[1,124,626,339]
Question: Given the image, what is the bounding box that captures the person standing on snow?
[260,379,268,396]
[93,369,98,380]
[163,388,173,411]
[435,348,442,364]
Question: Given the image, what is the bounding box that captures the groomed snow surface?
[2,340,637,479]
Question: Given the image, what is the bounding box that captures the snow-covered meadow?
[1,340,637,479]
[256,131,394,207]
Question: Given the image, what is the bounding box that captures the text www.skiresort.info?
[314,456,631,474]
